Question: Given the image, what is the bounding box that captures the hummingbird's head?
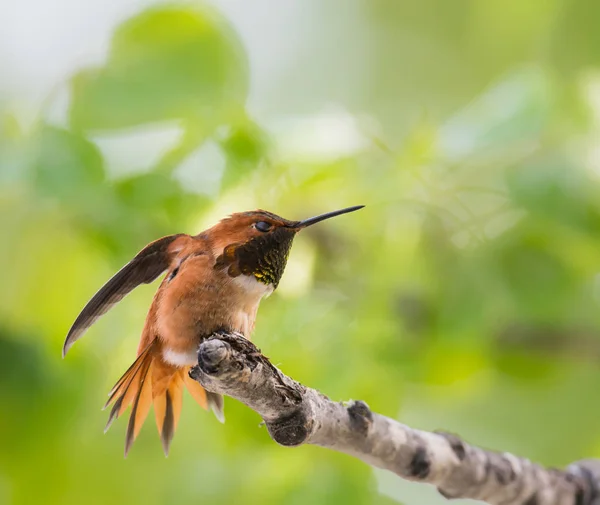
[208,205,364,288]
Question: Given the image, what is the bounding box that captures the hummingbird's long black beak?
[294,205,365,229]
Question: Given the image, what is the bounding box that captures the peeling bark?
[189,332,600,505]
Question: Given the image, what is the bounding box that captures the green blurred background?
[2,1,600,504]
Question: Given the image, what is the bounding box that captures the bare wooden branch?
[189,332,600,505]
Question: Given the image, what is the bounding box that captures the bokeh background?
[2,1,600,504]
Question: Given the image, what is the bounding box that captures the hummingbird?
[63,205,363,456]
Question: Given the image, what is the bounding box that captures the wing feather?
[63,234,189,356]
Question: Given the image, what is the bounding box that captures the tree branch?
[189,332,600,505]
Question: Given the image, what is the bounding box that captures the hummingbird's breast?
[156,251,272,367]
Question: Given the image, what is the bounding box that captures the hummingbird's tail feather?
[183,367,225,423]
[207,392,225,423]
[183,369,208,409]
[124,356,153,456]
[104,344,223,456]
[104,339,158,456]
[104,339,157,431]
[183,371,225,423]
[104,339,157,410]
[152,367,184,456]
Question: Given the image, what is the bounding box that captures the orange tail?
[103,339,215,456]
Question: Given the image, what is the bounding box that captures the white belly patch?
[163,348,198,367]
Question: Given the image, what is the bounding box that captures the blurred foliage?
[2,1,600,504]
[70,6,248,131]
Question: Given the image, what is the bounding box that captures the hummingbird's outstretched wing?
[63,234,191,357]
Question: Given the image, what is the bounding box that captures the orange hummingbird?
[63,206,364,456]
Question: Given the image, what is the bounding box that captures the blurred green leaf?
[220,119,269,188]
[0,331,46,402]
[550,0,600,75]
[114,171,201,223]
[439,68,552,161]
[32,125,105,198]
[221,121,269,166]
[0,112,32,185]
[495,223,575,317]
[69,6,248,131]
[493,350,562,382]
[506,154,600,234]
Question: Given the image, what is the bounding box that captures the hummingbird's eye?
[255,221,272,232]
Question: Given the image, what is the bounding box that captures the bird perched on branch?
[63,205,363,456]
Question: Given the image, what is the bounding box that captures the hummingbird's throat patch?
[214,228,295,288]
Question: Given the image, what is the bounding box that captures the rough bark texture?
[189,332,600,505]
